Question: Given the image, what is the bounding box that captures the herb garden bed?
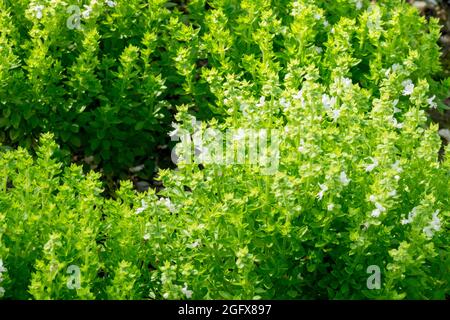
[0,0,448,300]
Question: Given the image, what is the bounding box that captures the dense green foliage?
[1,0,449,174]
[0,0,449,299]
[0,0,183,174]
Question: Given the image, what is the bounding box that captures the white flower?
[367,13,381,31]
[375,202,386,212]
[135,199,148,214]
[423,226,434,238]
[105,0,116,7]
[181,284,193,299]
[169,122,181,139]
[314,46,323,54]
[356,0,363,10]
[82,5,92,19]
[392,64,401,72]
[391,160,403,173]
[341,77,352,88]
[280,98,291,110]
[392,99,401,113]
[240,102,250,116]
[327,203,335,211]
[371,209,381,218]
[388,190,397,197]
[427,95,437,109]
[369,195,377,203]
[323,20,329,28]
[163,293,169,299]
[32,5,45,19]
[293,89,303,100]
[392,99,399,107]
[322,94,336,110]
[364,157,379,172]
[159,197,175,213]
[331,108,341,122]
[188,240,200,248]
[291,2,302,16]
[143,233,150,241]
[298,139,307,153]
[431,210,441,229]
[401,218,410,225]
[256,96,266,107]
[385,64,402,77]
[423,210,441,237]
[401,207,418,225]
[371,203,385,217]
[0,287,4,298]
[391,117,403,129]
[339,171,351,186]
[385,68,391,78]
[317,183,328,200]
[402,79,414,96]
[314,13,322,20]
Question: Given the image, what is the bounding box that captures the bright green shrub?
[0,134,102,299]
[0,133,134,299]
[0,0,449,300]
[0,0,193,174]
[161,78,450,299]
[0,133,188,299]
[1,0,448,176]
[141,0,450,299]
[188,0,447,111]
[1,100,449,299]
